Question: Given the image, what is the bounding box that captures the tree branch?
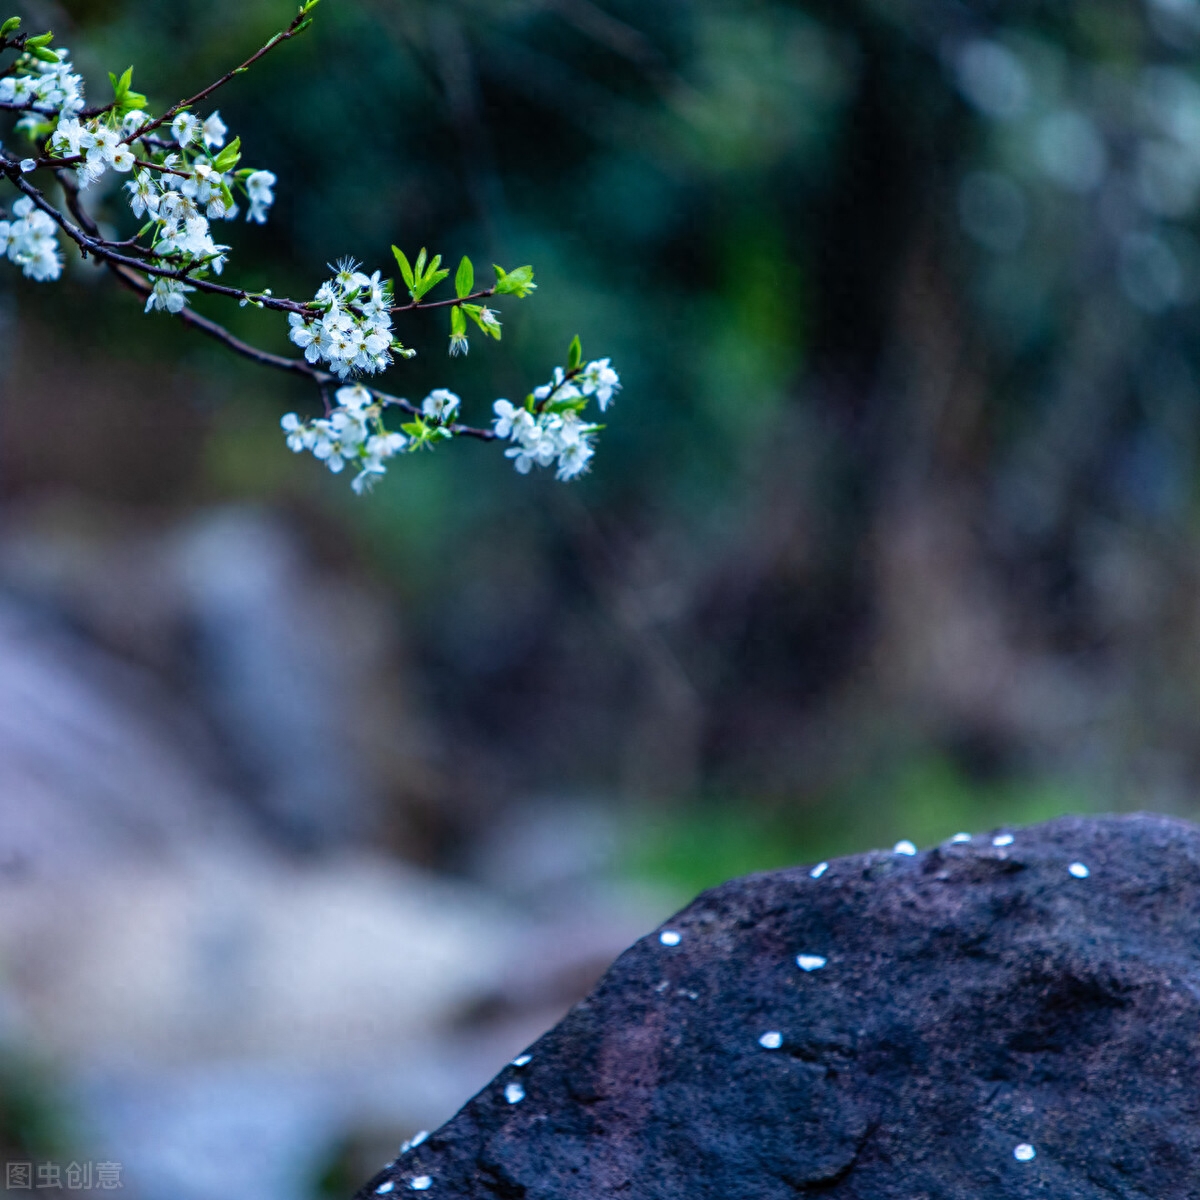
[0,158,312,312]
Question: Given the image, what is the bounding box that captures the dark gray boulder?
[357,814,1200,1198]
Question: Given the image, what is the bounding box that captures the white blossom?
[126,169,161,219]
[144,277,195,314]
[337,384,374,410]
[422,389,460,422]
[555,437,594,480]
[171,111,201,148]
[288,313,322,363]
[245,169,276,223]
[202,111,228,150]
[0,197,62,282]
[578,357,621,411]
[493,399,535,440]
[281,413,315,453]
[51,117,86,156]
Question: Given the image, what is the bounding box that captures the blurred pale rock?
[0,499,429,850]
[0,501,666,1200]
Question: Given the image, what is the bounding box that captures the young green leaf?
[493,264,537,298]
[30,45,60,62]
[416,269,450,300]
[212,136,242,172]
[567,335,582,371]
[415,247,428,279]
[411,254,449,301]
[392,246,415,290]
[455,256,474,299]
[0,17,21,37]
[24,32,53,47]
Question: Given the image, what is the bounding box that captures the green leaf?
[24,32,53,47]
[212,136,242,172]
[411,265,449,301]
[123,89,147,110]
[0,18,22,37]
[30,45,59,62]
[415,247,427,279]
[455,255,474,299]
[391,246,415,290]
[567,335,582,371]
[450,305,467,336]
[546,397,589,415]
[493,264,537,298]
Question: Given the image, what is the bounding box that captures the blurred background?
[3,0,1200,1194]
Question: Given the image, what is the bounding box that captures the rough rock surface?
[357,814,1200,1199]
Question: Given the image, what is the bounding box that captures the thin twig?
[124,10,313,145]
[391,286,496,313]
[100,256,499,438]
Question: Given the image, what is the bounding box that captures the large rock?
[358,814,1200,1199]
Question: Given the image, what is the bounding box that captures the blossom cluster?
[52,113,135,183]
[0,44,84,130]
[0,24,276,305]
[120,110,275,310]
[288,261,401,378]
[0,195,61,280]
[281,384,411,494]
[491,359,621,481]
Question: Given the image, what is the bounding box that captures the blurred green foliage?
[0,1051,76,1166]
[626,755,1095,896]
